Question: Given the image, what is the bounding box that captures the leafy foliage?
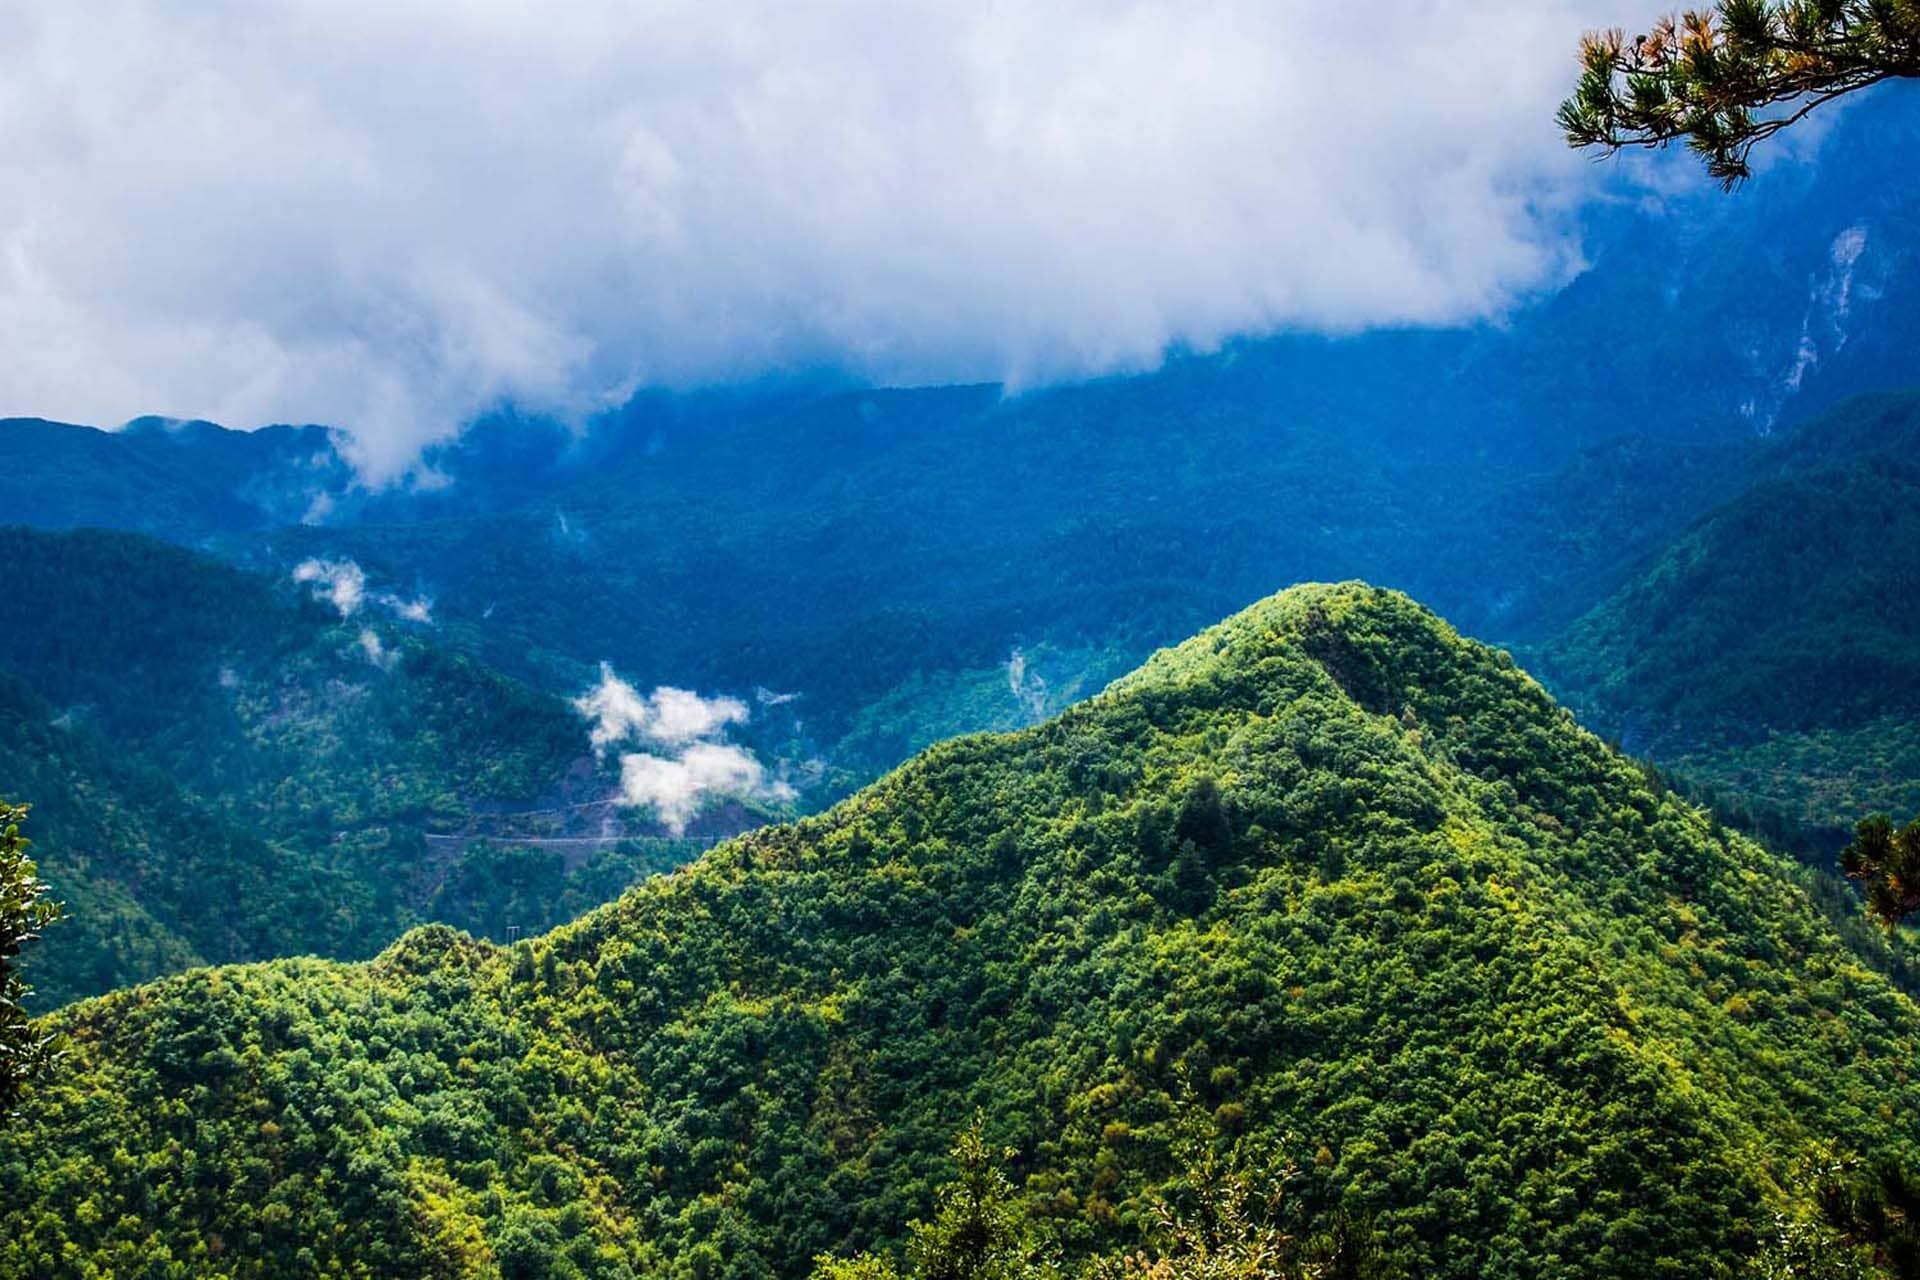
[3,585,1919,1278]
[1538,396,1920,841]
[1842,814,1920,927]
[811,1116,1058,1280]
[1561,1,1920,185]
[1819,1159,1920,1278]
[815,1102,1389,1280]
[1665,719,1920,837]
[0,802,60,1122]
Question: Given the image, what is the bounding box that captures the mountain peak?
[7,586,1919,1279]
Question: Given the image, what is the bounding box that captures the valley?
[3,14,1919,1277]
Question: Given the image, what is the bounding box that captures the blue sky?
[0,1,1638,479]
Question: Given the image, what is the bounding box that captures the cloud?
[574,663,785,832]
[0,1,1623,482]
[356,627,398,671]
[574,665,658,754]
[293,558,366,617]
[293,556,432,622]
[646,685,752,747]
[618,743,796,835]
[575,664,749,753]
[385,595,434,625]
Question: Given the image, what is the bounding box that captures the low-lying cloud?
[575,664,791,833]
[618,743,788,836]
[385,595,434,625]
[293,557,432,622]
[576,666,751,752]
[1,1,1625,482]
[293,558,366,617]
[356,628,398,672]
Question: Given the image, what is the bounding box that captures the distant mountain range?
[4,86,1919,1006]
[1539,392,1920,837]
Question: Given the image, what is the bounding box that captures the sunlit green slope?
[4,584,1916,1278]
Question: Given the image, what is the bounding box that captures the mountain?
[4,584,1916,1278]
[3,92,1917,812]
[0,416,355,539]
[0,527,760,1004]
[1539,392,1920,836]
[0,670,271,1001]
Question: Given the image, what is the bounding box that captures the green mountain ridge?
[5,583,1916,1278]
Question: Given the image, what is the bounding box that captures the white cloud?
[575,664,749,753]
[618,742,796,835]
[0,1,1624,482]
[383,594,434,625]
[356,627,398,671]
[293,557,366,617]
[645,685,751,747]
[574,664,655,754]
[293,556,432,623]
[574,662,783,831]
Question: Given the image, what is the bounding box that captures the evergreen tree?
[0,802,61,1121]
[1818,1159,1920,1279]
[1090,1089,1391,1280]
[1560,1,1920,185]
[1840,813,1920,928]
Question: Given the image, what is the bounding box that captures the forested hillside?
[0,528,745,1004]
[1541,393,1920,834]
[5,585,1915,1278]
[0,672,268,999]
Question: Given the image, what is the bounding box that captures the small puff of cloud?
[294,556,433,623]
[357,627,398,671]
[293,557,366,617]
[619,743,796,835]
[385,594,433,624]
[574,662,786,833]
[575,664,749,754]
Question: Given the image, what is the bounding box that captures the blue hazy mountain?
[3,86,1918,837]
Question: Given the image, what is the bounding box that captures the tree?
[1840,813,1920,928]
[1088,1091,1390,1280]
[1559,1,1920,186]
[0,802,62,1121]
[811,1101,1392,1280]
[1816,1157,1920,1279]
[810,1114,1055,1280]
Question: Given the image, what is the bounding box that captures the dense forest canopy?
[1536,394,1920,837]
[3,585,1917,1277]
